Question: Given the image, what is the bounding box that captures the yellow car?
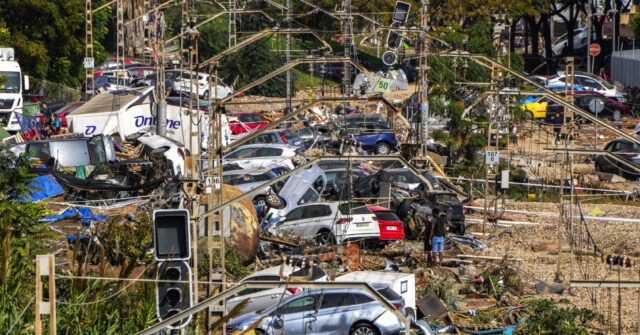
[519,96,550,119]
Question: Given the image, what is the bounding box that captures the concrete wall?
[30,78,88,102]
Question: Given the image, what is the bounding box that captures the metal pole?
[285,0,292,112]
[419,0,429,156]
[588,0,592,73]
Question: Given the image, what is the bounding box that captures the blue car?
[341,123,398,155]
[520,85,586,104]
[244,129,305,151]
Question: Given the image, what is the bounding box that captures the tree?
[0,0,109,87]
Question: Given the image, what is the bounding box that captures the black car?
[324,168,369,199]
[546,93,624,122]
[594,138,640,179]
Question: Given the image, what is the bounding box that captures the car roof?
[231,143,295,150]
[245,264,325,279]
[224,168,275,175]
[367,205,393,212]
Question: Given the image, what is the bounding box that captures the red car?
[37,102,85,128]
[228,113,268,135]
[368,206,404,240]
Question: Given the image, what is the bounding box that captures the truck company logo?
[134,115,181,129]
[85,125,96,135]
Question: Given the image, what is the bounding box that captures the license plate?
[356,223,368,227]
[386,226,397,231]
[294,141,300,145]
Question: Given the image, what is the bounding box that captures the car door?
[612,140,633,172]
[354,124,380,151]
[600,141,617,172]
[273,207,305,236]
[313,293,357,334]
[272,295,319,335]
[299,204,334,238]
[255,147,284,169]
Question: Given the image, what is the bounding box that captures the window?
[0,71,20,93]
[298,187,319,205]
[256,147,282,157]
[238,114,252,123]
[434,193,460,206]
[285,207,304,221]
[338,202,372,215]
[313,176,325,192]
[250,114,264,123]
[282,296,317,314]
[303,205,331,219]
[282,129,298,140]
[298,128,313,137]
[225,147,257,159]
[319,293,356,309]
[352,293,374,304]
[250,134,275,144]
[27,143,50,158]
[581,78,603,90]
[325,171,345,182]
[374,211,400,222]
[377,286,402,301]
[88,136,107,164]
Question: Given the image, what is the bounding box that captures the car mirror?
[272,317,284,329]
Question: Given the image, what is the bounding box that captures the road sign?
[374,77,393,92]
[588,98,604,114]
[485,150,500,165]
[83,57,94,69]
[589,43,601,56]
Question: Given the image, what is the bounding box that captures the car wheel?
[404,307,416,321]
[266,194,285,209]
[315,229,335,245]
[203,90,209,100]
[375,142,391,155]
[293,154,307,166]
[253,195,267,207]
[350,322,379,335]
[525,110,534,120]
[254,329,266,335]
[611,110,622,122]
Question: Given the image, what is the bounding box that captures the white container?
[335,271,416,318]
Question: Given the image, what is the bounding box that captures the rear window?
[352,293,374,304]
[338,203,372,215]
[290,265,327,280]
[378,286,402,301]
[282,129,298,140]
[374,211,400,221]
[435,194,460,205]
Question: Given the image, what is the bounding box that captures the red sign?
[589,43,601,56]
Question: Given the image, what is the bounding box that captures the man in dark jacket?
[430,209,448,267]
[552,111,563,144]
[417,212,434,266]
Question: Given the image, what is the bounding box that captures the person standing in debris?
[417,213,433,266]
[430,208,447,267]
[552,111,563,144]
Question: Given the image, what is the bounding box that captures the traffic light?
[383,1,411,66]
[153,209,191,261]
[153,210,193,329]
[156,260,193,329]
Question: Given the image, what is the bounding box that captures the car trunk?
[373,211,404,240]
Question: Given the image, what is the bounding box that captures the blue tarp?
[43,207,107,225]
[22,174,65,202]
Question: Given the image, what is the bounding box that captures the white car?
[135,133,186,176]
[547,72,627,103]
[548,28,592,56]
[222,168,279,205]
[264,163,325,216]
[225,264,331,316]
[267,201,380,244]
[169,70,233,99]
[223,144,301,172]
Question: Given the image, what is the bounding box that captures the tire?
[525,110,534,120]
[315,229,335,245]
[203,90,209,100]
[253,195,267,207]
[293,154,307,166]
[266,194,285,209]
[350,322,379,335]
[595,162,602,172]
[611,110,622,122]
[375,142,391,155]
[404,308,416,321]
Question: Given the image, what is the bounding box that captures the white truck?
[0,47,29,132]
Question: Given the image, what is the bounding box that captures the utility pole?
[419,0,429,157]
[84,0,94,94]
[229,0,237,48]
[286,0,292,112]
[342,0,353,97]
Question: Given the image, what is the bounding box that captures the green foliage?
[0,144,51,334]
[0,0,109,86]
[516,299,601,335]
[632,13,640,41]
[95,212,154,265]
